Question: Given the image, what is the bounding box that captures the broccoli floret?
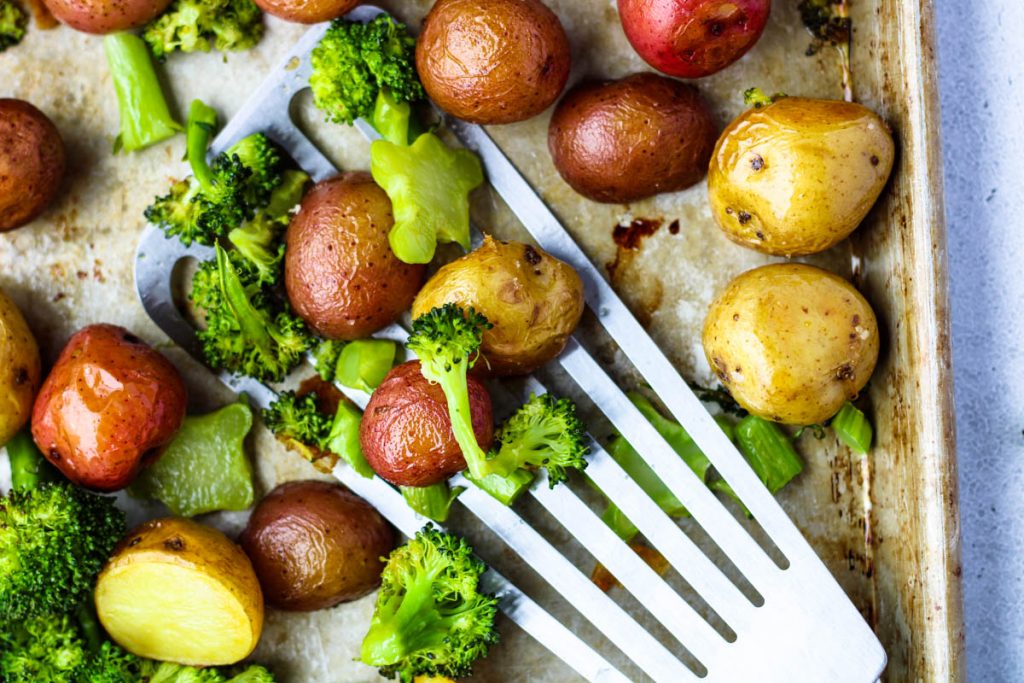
[104,32,182,152]
[143,0,263,60]
[312,339,346,380]
[223,664,277,682]
[227,169,308,285]
[0,612,88,681]
[406,305,492,479]
[262,391,373,477]
[0,0,27,52]
[480,394,589,487]
[310,15,424,130]
[360,526,498,682]
[190,244,312,382]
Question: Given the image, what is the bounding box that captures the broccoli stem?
[434,366,490,481]
[215,244,277,360]
[400,482,465,523]
[361,574,459,668]
[6,429,53,491]
[104,32,181,152]
[185,99,220,195]
[465,469,534,506]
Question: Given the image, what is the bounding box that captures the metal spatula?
[134,7,887,681]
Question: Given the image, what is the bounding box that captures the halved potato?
[95,517,264,666]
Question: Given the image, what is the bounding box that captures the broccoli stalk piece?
[360,526,498,682]
[228,168,310,284]
[479,393,589,487]
[0,0,27,52]
[103,32,182,152]
[143,0,263,60]
[406,305,493,480]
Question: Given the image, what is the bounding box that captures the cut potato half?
[95,517,264,666]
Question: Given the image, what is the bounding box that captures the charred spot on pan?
[668,220,680,235]
[523,244,542,266]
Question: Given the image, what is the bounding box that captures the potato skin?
[31,324,187,491]
[240,481,394,611]
[416,0,571,124]
[0,99,66,232]
[708,97,895,256]
[360,361,494,487]
[285,173,426,340]
[412,236,584,376]
[548,73,716,203]
[0,289,41,447]
[41,0,170,33]
[251,0,356,24]
[702,264,879,425]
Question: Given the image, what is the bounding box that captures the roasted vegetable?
[0,287,41,445]
[143,0,263,60]
[228,169,310,286]
[401,482,465,524]
[313,338,397,391]
[262,390,373,477]
[42,0,169,33]
[0,0,26,52]
[103,32,181,152]
[0,98,66,232]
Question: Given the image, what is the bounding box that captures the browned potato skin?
[416,0,571,125]
[31,324,188,491]
[360,361,494,487]
[240,481,394,611]
[702,264,879,425]
[0,288,41,446]
[285,173,426,340]
[548,73,716,204]
[252,0,356,24]
[412,236,584,376]
[41,0,170,33]
[708,97,895,256]
[0,99,66,232]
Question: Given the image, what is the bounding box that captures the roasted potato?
[0,288,41,447]
[416,0,571,124]
[95,517,264,666]
[285,173,426,340]
[412,236,584,375]
[31,324,187,491]
[252,0,356,24]
[360,361,493,487]
[708,96,895,256]
[548,73,716,203]
[41,0,170,33]
[240,481,394,611]
[0,99,66,232]
[702,263,879,425]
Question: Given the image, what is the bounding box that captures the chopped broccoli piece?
[190,244,312,382]
[143,0,264,60]
[464,469,534,506]
[312,339,346,380]
[309,15,424,128]
[360,526,498,682]
[262,391,373,477]
[0,612,88,681]
[334,339,397,392]
[732,415,804,494]
[831,401,873,454]
[480,394,589,487]
[371,132,484,264]
[406,305,492,479]
[0,0,27,52]
[400,483,465,524]
[228,169,310,285]
[104,32,182,152]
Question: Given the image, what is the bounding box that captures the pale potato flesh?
[0,288,40,446]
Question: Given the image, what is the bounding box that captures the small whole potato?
[708,96,895,256]
[0,288,41,447]
[240,481,395,611]
[41,0,171,33]
[0,99,66,232]
[412,236,584,376]
[252,0,356,24]
[702,263,880,425]
[416,0,571,124]
[548,73,716,203]
[285,173,426,340]
[360,361,493,487]
[32,324,187,491]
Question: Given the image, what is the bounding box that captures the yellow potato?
[95,517,264,666]
[702,263,879,425]
[708,97,895,256]
[0,287,41,447]
[412,236,585,376]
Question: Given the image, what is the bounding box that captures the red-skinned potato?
[618,0,771,79]
[41,0,171,33]
[0,99,66,232]
[31,324,187,491]
[252,0,357,24]
[360,361,493,487]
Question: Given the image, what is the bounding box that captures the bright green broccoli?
[406,304,492,480]
[309,15,424,138]
[262,391,373,478]
[143,0,264,60]
[190,244,312,382]
[0,0,26,52]
[360,526,498,682]
[479,393,589,487]
[228,169,310,285]
[104,32,182,152]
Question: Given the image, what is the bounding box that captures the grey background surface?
[936,1,1024,680]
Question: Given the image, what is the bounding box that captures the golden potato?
[0,99,66,232]
[702,263,879,425]
[708,97,895,256]
[412,236,584,376]
[95,517,264,666]
[0,288,41,447]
